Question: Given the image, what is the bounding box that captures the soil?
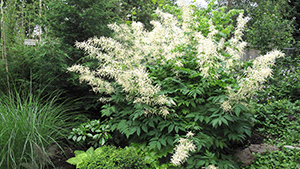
[48,144,76,169]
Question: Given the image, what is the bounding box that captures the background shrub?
[254,55,300,103]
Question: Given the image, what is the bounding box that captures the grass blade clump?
[0,90,79,169]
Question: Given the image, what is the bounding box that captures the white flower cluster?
[171,131,196,166]
[68,2,284,116]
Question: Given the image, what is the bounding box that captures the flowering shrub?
[68,1,284,168]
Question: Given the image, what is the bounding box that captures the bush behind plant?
[255,55,300,103]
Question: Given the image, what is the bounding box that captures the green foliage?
[244,148,300,169]
[118,0,166,30]
[69,1,284,167]
[67,146,147,169]
[162,0,243,41]
[68,119,112,148]
[255,55,300,103]
[253,99,300,143]
[0,89,82,169]
[0,38,69,96]
[243,0,295,54]
[131,142,175,169]
[99,32,253,168]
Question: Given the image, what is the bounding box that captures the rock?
[235,148,255,166]
[235,143,279,166]
[284,145,300,150]
[248,143,279,154]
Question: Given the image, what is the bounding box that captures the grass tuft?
[0,89,82,169]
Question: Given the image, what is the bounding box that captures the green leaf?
[157,141,161,150]
[152,0,158,4]
[142,125,148,133]
[167,137,173,146]
[175,126,179,133]
[168,124,174,133]
[66,157,80,165]
[126,20,131,25]
[77,136,82,142]
[191,101,196,108]
[234,106,241,117]
[86,147,94,156]
[186,113,195,118]
[137,127,141,136]
[72,135,77,141]
[149,121,155,127]
[211,118,220,128]
[159,138,167,146]
[223,114,234,122]
[100,138,106,145]
[220,117,228,126]
[148,130,156,136]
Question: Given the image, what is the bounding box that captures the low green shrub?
[67,145,147,169]
[253,99,300,143]
[0,90,81,169]
[243,148,300,169]
[68,119,112,148]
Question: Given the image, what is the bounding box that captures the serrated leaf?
[234,106,241,117]
[167,137,173,146]
[148,141,157,150]
[141,125,148,133]
[220,117,228,126]
[223,114,234,122]
[168,124,174,133]
[159,138,167,146]
[211,119,219,128]
[66,157,80,165]
[86,147,94,156]
[157,142,161,150]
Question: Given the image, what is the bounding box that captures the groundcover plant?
[68,1,284,168]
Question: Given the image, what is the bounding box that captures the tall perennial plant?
[68,2,284,168]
